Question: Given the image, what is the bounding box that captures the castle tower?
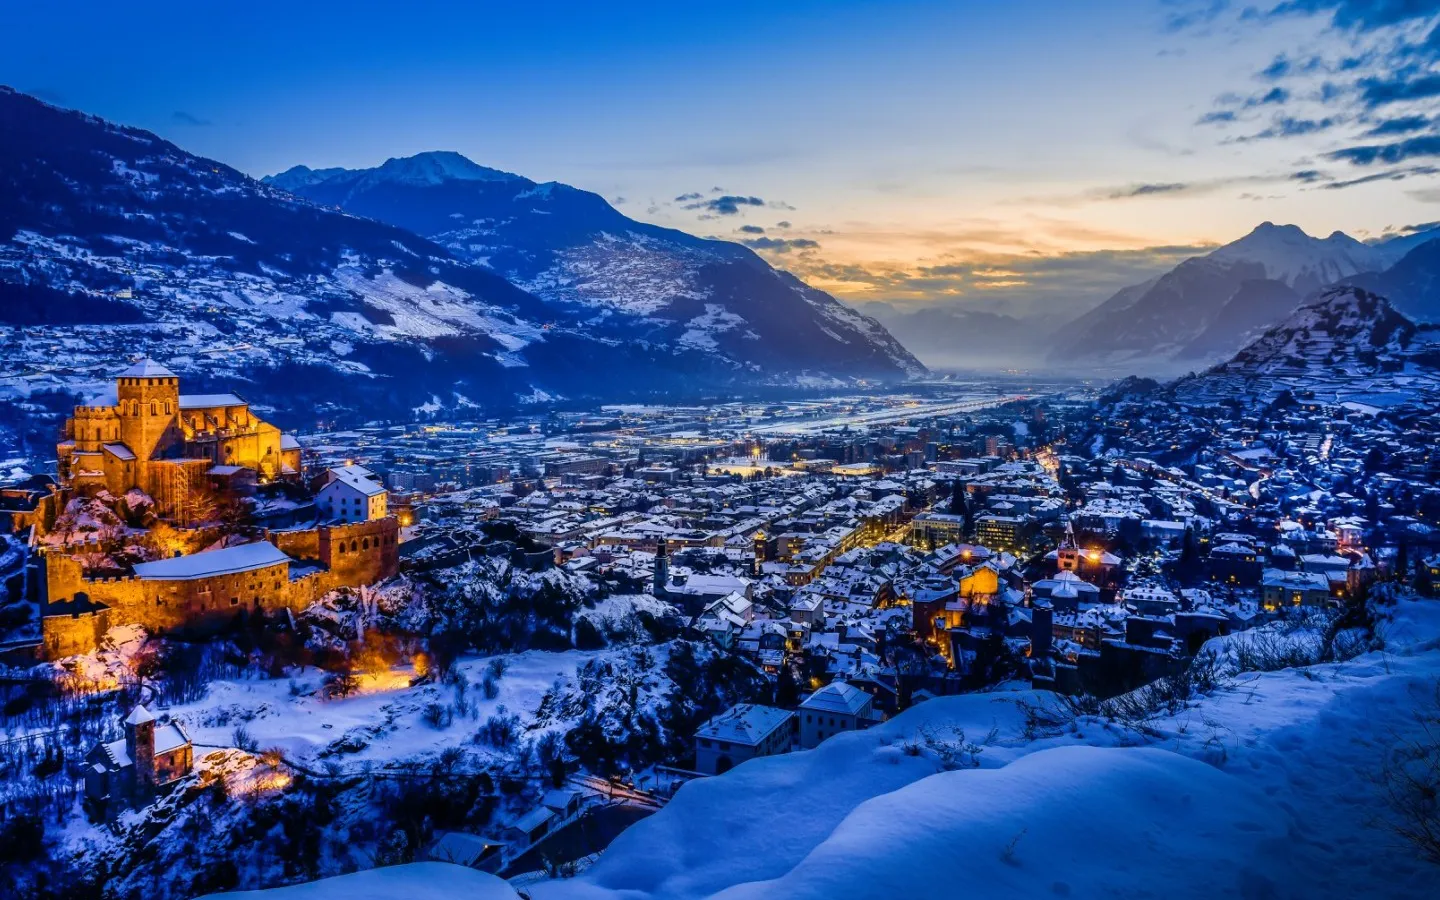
[125,705,157,795]
[654,539,670,597]
[116,359,181,465]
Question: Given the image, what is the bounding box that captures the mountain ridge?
[0,88,921,428]
[263,152,926,379]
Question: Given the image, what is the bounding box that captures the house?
[426,832,505,874]
[798,681,874,749]
[504,805,557,849]
[317,465,388,522]
[84,705,193,818]
[694,703,796,775]
[1261,569,1333,610]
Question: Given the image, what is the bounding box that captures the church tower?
[125,705,157,796]
[654,539,670,597]
[1057,520,1080,573]
[116,359,181,465]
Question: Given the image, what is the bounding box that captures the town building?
[798,681,874,749]
[694,703,796,774]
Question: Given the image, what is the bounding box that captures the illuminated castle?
[56,360,302,520]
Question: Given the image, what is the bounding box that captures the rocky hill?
[265,152,924,382]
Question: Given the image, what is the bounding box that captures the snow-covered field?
[168,647,621,768]
[196,595,1440,899]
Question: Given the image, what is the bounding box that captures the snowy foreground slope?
[215,596,1440,899]
[205,863,516,900]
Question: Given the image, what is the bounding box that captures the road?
[748,394,1029,435]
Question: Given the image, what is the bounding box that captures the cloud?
[772,243,1217,316]
[1109,182,1191,198]
[1266,1,1439,32]
[776,221,792,229]
[683,194,766,215]
[1358,72,1440,108]
[1230,115,1341,141]
[1322,164,1440,188]
[740,236,820,253]
[1197,110,1238,125]
[1328,133,1440,165]
[1362,114,1431,136]
[674,192,703,202]
[171,110,212,126]
[768,200,797,211]
[737,225,766,234]
[1163,0,1232,33]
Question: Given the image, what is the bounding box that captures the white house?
[798,681,874,749]
[694,703,795,775]
[317,465,387,522]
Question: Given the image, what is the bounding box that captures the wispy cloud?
[681,194,766,215]
[739,236,820,253]
[171,110,212,126]
[1328,134,1440,165]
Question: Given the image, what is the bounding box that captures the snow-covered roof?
[100,738,131,768]
[132,541,291,581]
[180,393,247,409]
[119,358,176,379]
[800,681,872,716]
[125,705,155,725]
[326,465,386,497]
[695,703,794,745]
[103,443,137,461]
[154,723,190,754]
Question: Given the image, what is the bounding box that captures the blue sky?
[7,0,1440,316]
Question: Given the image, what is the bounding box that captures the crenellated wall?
[41,517,401,656]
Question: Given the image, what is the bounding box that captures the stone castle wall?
[40,517,401,655]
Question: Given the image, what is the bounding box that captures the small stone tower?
[654,539,670,597]
[125,704,157,794]
[116,358,181,465]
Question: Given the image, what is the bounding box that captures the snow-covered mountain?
[265,153,924,379]
[0,89,920,428]
[1343,235,1440,323]
[1168,285,1440,409]
[1050,222,1440,372]
[1206,222,1389,295]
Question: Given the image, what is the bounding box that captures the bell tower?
[116,358,181,464]
[125,705,157,795]
[654,539,670,597]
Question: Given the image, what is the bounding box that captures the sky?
[6,0,1440,319]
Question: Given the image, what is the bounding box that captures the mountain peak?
[1208,221,1383,292]
[264,151,524,192]
[371,151,521,185]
